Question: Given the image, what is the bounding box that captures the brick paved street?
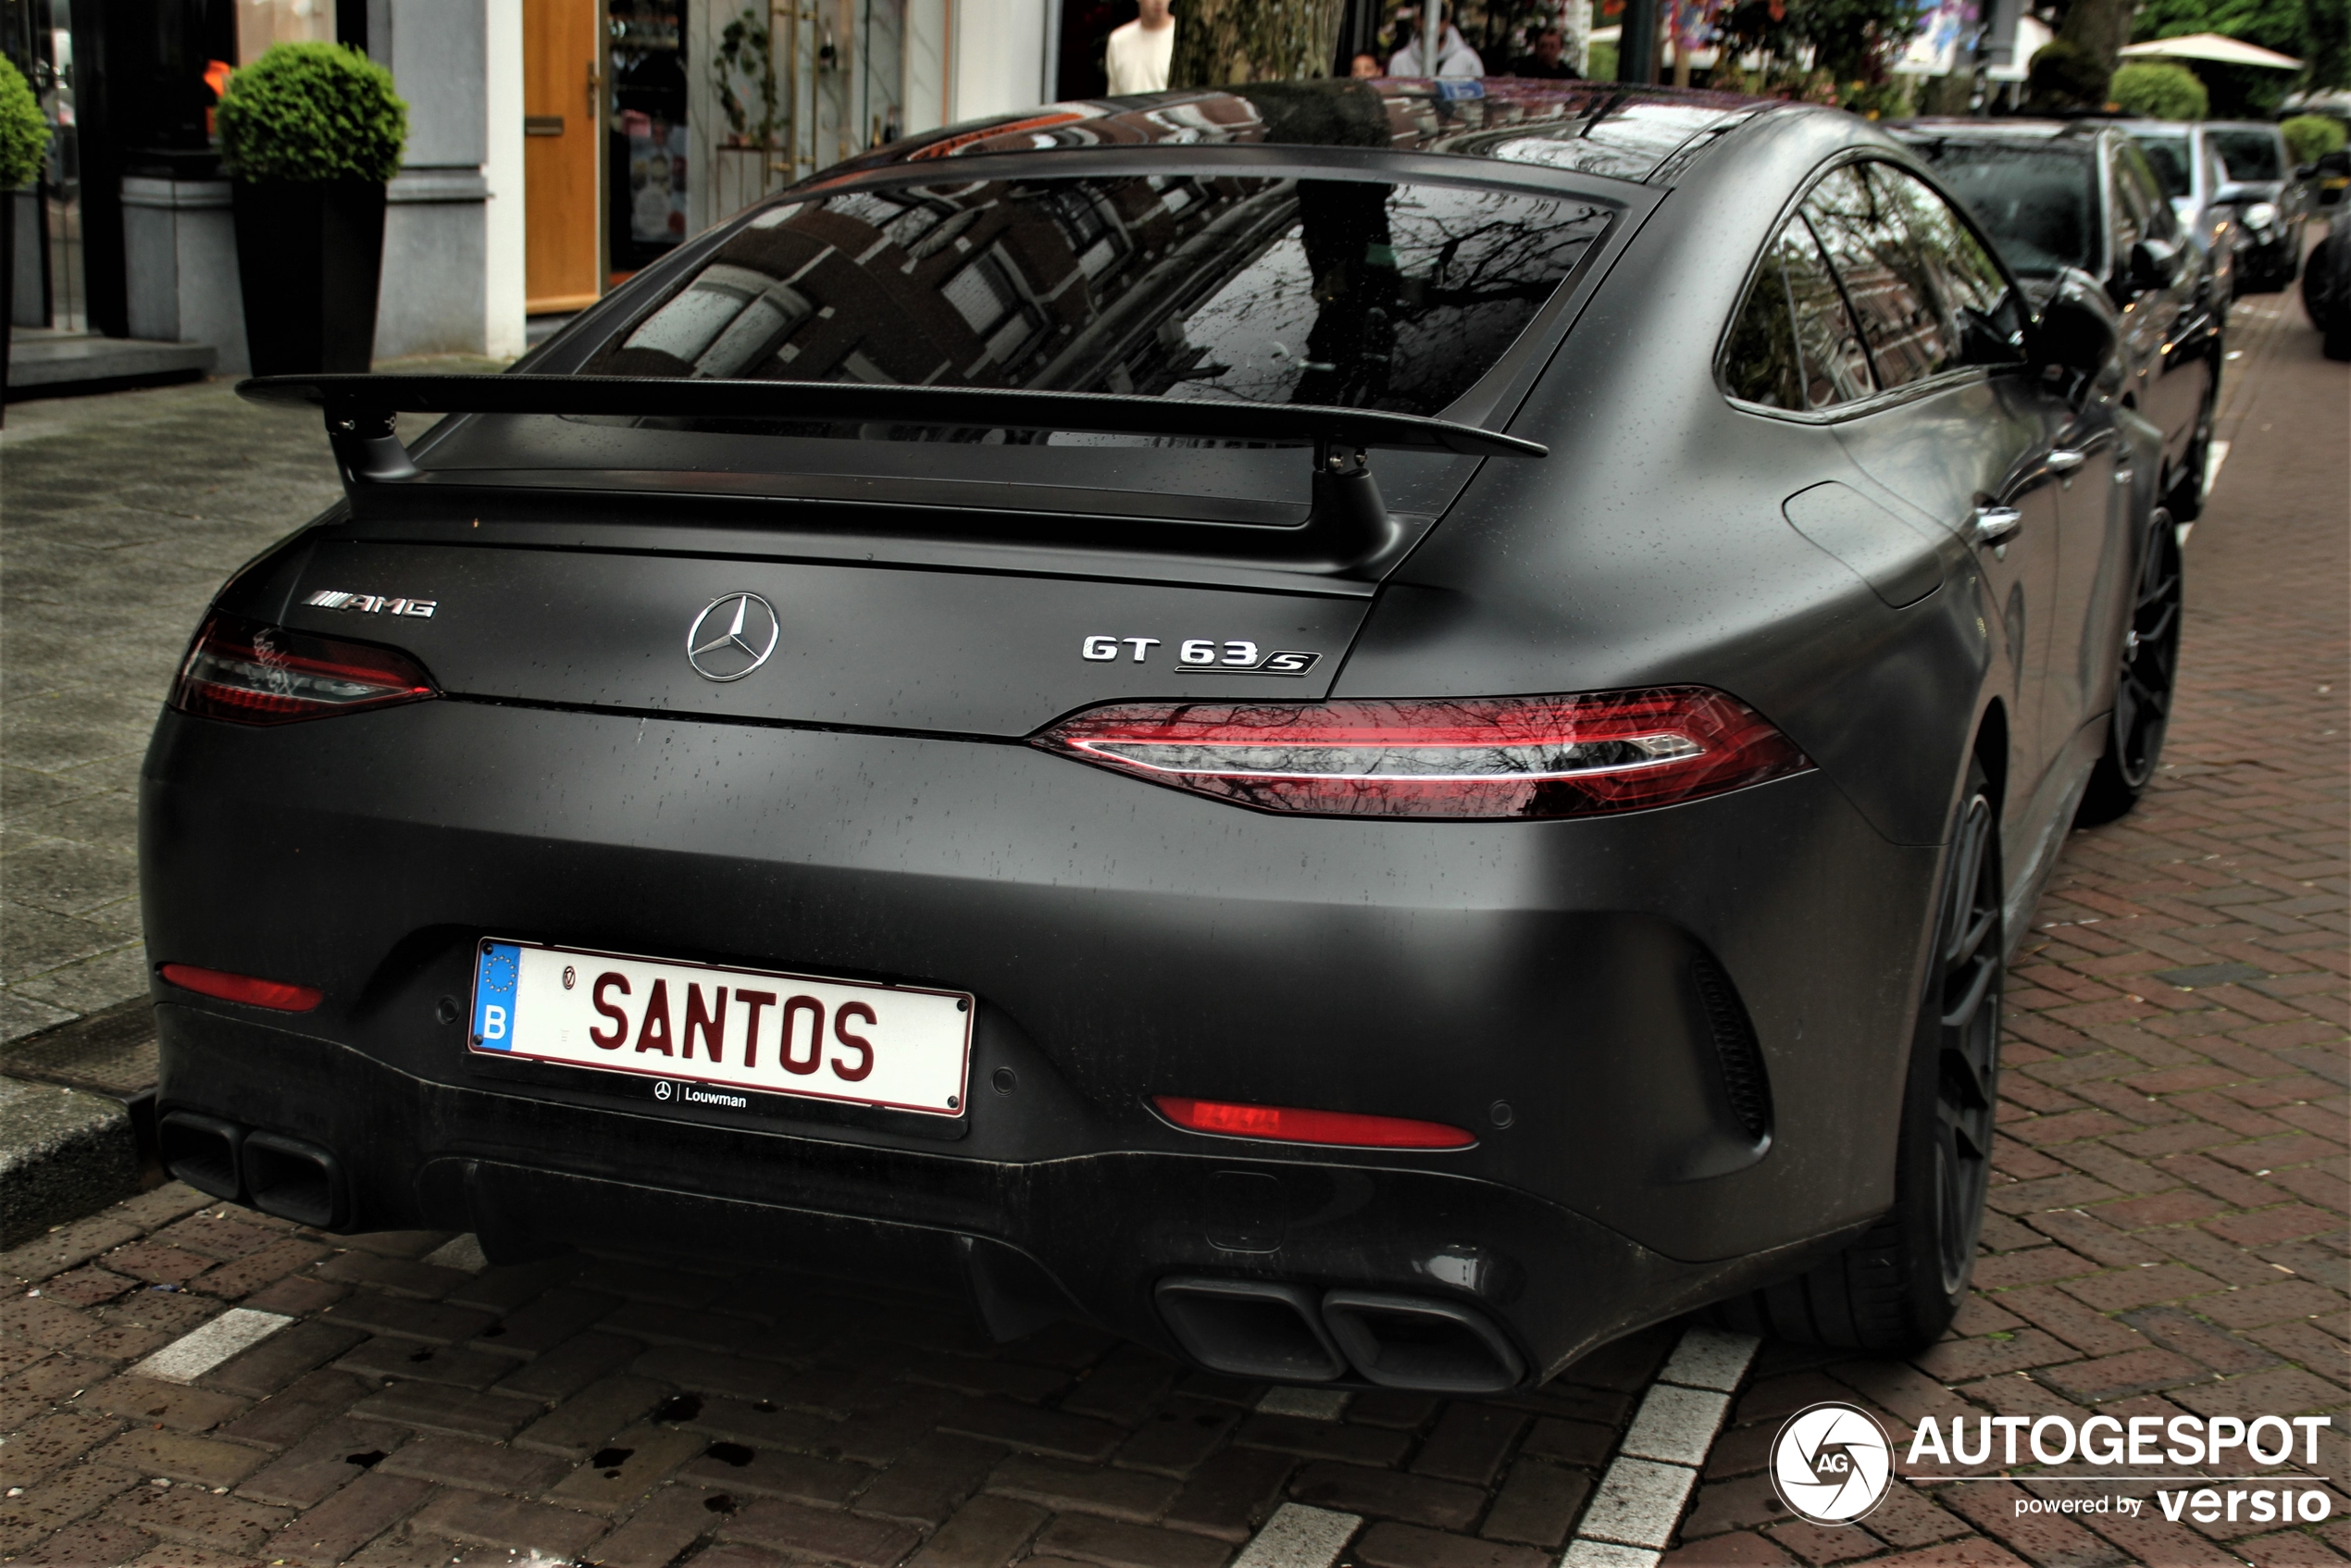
[0,291,2343,1568]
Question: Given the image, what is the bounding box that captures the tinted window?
[1915,143,2097,276]
[588,176,1611,419]
[1869,164,2023,361]
[2133,133,2193,198]
[2116,144,2178,242]
[1802,165,1952,388]
[2208,129,2284,181]
[2109,149,2148,255]
[1722,219,1873,410]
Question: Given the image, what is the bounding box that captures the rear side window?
[1865,165,2027,365]
[2133,133,2193,199]
[2208,129,2284,181]
[1801,165,1953,389]
[2115,144,2178,242]
[586,175,1613,420]
[1722,219,1873,411]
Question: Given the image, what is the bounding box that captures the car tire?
[1710,756,2002,1352]
[2077,508,2183,826]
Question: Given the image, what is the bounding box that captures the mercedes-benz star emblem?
[686,592,781,682]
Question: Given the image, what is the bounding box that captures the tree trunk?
[1169,0,1346,88]
[2056,0,2131,85]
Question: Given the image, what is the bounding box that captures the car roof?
[824,79,1790,189]
[1895,117,2112,143]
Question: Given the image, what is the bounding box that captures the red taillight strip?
[1034,687,1810,820]
[159,964,323,1013]
[1153,1095,1475,1150]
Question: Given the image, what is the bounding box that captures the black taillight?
[172,612,436,726]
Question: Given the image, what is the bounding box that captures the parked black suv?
[1899,118,2225,521]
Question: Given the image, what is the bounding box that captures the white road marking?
[1618,1383,1734,1467]
[1558,1324,1761,1564]
[2205,439,2231,497]
[1256,1386,1350,1421]
[1561,1542,1661,1568]
[421,1234,488,1273]
[1578,1456,1702,1550]
[1231,1503,1362,1568]
[129,1308,292,1385]
[1656,1325,1759,1392]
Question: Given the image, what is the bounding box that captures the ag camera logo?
[1774,1402,1894,1526]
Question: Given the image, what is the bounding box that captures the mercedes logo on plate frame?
[686,592,781,682]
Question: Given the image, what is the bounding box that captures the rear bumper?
[142,698,1942,1379]
[156,1004,1859,1383]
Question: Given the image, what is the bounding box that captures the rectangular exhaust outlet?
[158,1111,243,1201]
[240,1130,345,1229]
[1155,1276,1346,1382]
[1322,1290,1525,1393]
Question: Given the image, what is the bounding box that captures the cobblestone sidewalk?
[0,381,342,1040]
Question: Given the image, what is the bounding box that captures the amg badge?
[305,590,437,617]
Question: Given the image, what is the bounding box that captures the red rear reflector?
[159,964,323,1013]
[1153,1096,1474,1150]
[1034,687,1810,819]
[173,612,436,726]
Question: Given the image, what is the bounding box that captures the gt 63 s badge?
[1080,636,1319,675]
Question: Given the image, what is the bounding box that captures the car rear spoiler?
[236,373,1547,570]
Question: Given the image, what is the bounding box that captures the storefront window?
[236,0,332,66]
[610,0,687,280]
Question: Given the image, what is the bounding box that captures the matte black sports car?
[1900,118,2225,523]
[145,80,2181,1388]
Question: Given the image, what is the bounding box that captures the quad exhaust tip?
[158,1111,346,1229]
[1155,1276,1524,1393]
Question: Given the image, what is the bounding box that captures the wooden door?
[524,0,602,314]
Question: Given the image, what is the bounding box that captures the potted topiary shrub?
[216,43,407,375]
[0,52,53,416]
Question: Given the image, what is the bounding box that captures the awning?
[2118,32,2304,70]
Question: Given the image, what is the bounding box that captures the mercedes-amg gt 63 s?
[146,80,2183,1392]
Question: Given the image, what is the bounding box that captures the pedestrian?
[1350,51,1385,78]
[1387,6,1486,77]
[1105,0,1176,94]
[1512,26,1581,78]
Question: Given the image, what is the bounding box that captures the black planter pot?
[231,179,387,375]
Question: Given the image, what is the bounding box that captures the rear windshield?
[585,174,1611,420]
[2207,129,2283,182]
[1916,143,2097,276]
[2133,133,2193,198]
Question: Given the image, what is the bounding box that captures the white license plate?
[468,940,973,1116]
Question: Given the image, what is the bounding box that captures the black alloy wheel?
[1711,758,2003,1350]
[1925,777,2003,1300]
[2078,509,2183,825]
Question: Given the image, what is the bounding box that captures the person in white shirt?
[1387,8,1486,76]
[1105,0,1176,94]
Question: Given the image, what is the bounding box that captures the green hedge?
[2109,61,2208,121]
[2283,114,2347,167]
[218,43,407,183]
[0,54,49,192]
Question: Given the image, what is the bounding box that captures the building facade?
[5,0,1063,371]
